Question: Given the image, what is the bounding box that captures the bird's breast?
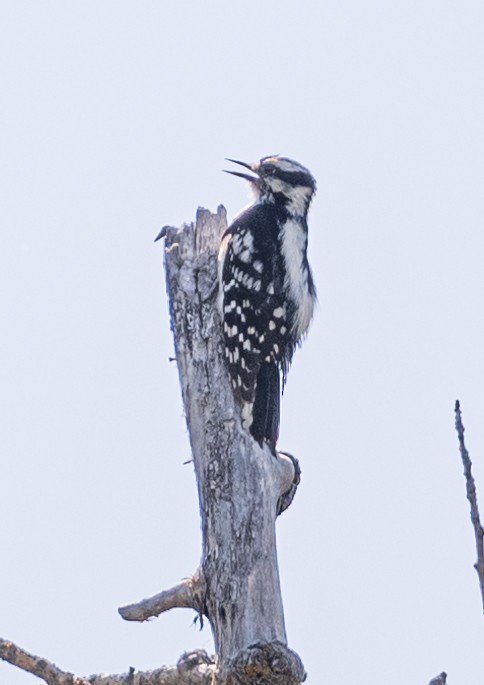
[279,218,314,340]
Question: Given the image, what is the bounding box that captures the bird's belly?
[291,282,314,340]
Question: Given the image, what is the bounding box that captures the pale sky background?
[1,2,484,684]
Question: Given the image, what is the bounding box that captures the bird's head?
[225,155,316,215]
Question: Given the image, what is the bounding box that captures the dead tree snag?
[120,207,304,684]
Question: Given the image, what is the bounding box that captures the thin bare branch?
[0,637,88,685]
[454,399,484,612]
[0,638,214,685]
[118,573,205,622]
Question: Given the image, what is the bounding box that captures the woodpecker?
[218,155,317,451]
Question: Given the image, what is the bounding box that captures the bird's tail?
[250,362,280,452]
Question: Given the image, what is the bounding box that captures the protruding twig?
[454,399,484,613]
[154,225,171,242]
[118,573,205,622]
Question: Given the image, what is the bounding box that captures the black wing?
[220,204,291,449]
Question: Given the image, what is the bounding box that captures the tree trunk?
[152,206,304,684]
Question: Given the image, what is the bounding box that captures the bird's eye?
[264,165,276,176]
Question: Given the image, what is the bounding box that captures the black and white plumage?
[218,155,317,451]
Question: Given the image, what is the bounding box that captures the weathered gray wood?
[0,638,215,685]
[1,634,450,685]
[119,576,203,621]
[161,207,304,684]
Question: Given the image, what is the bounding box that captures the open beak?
[223,158,260,184]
